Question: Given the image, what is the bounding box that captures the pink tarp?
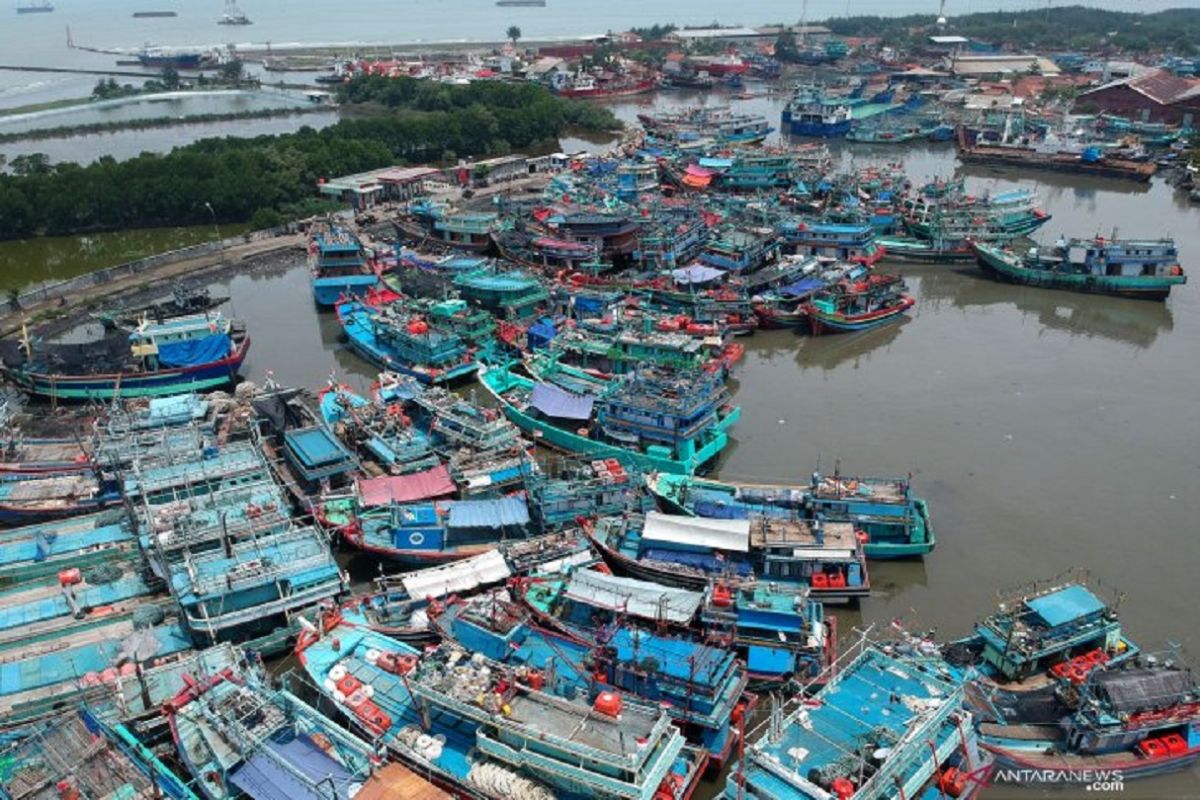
[358,464,455,506]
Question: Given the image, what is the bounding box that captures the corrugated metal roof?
[400,550,510,598]
[1081,68,1200,105]
[642,511,750,553]
[1026,585,1105,627]
[565,568,702,623]
[446,496,530,529]
[358,465,456,506]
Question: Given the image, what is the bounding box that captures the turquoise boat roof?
[1027,584,1106,628]
[285,427,353,468]
[0,523,131,566]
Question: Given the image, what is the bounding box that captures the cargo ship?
[956,125,1157,182]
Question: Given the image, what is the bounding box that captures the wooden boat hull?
[981,734,1200,782]
[2,336,249,402]
[974,243,1185,301]
[805,296,914,335]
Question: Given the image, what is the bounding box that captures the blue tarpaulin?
[530,382,593,420]
[156,334,230,368]
[779,277,826,299]
[448,496,530,529]
[698,157,734,170]
[1027,585,1106,628]
[230,734,357,800]
[671,264,725,285]
[527,319,557,350]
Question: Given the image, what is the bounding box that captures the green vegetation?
[506,25,522,45]
[0,76,619,241]
[629,24,677,41]
[826,7,1200,54]
[91,78,143,101]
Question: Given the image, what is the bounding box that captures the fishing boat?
[0,472,122,525]
[699,229,780,273]
[0,601,191,724]
[16,1,55,13]
[720,633,994,800]
[804,274,914,335]
[394,203,498,252]
[296,608,707,799]
[434,587,752,771]
[553,73,657,99]
[0,710,193,799]
[165,666,433,800]
[0,510,136,582]
[943,578,1200,781]
[587,512,871,603]
[453,266,550,321]
[526,456,649,530]
[251,383,361,501]
[164,523,346,645]
[781,85,895,138]
[319,382,440,475]
[0,426,91,476]
[479,359,740,476]
[957,125,1157,182]
[0,314,249,402]
[973,236,1186,300]
[308,223,378,306]
[902,184,1051,243]
[332,491,532,567]
[336,299,480,385]
[874,234,976,263]
[647,470,935,559]
[776,219,884,264]
[356,532,593,645]
[96,284,229,329]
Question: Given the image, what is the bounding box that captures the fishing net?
[132,604,165,629]
[82,563,124,585]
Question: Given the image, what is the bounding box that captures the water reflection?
[796,318,909,372]
[915,267,1175,349]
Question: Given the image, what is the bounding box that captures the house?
[1075,69,1200,125]
[318,166,444,209]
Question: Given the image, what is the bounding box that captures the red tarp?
[358,464,455,506]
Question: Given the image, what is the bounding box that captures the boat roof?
[1094,667,1196,715]
[357,464,455,506]
[530,382,594,420]
[446,496,529,529]
[565,568,703,624]
[643,511,750,552]
[400,550,510,599]
[1026,584,1106,628]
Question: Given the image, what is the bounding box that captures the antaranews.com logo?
[991,768,1125,792]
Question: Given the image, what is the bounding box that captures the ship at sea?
[218,0,252,25]
[16,1,54,13]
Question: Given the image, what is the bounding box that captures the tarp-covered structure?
[642,511,751,552]
[447,496,530,529]
[564,568,703,624]
[1094,669,1196,715]
[530,382,593,420]
[358,464,455,506]
[400,550,511,599]
[671,264,725,285]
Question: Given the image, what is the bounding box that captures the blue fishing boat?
[336,299,480,385]
[0,314,249,402]
[296,608,708,799]
[0,709,196,800]
[453,266,550,321]
[480,359,740,476]
[0,604,192,724]
[721,635,994,800]
[335,494,532,567]
[587,512,871,603]
[974,236,1186,300]
[165,663,422,800]
[308,223,378,307]
[394,201,499,252]
[0,510,137,582]
[775,219,884,264]
[527,457,648,530]
[944,579,1200,782]
[164,523,346,645]
[319,382,440,475]
[648,470,935,559]
[435,588,752,771]
[804,273,914,335]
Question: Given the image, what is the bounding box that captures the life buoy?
[409,531,425,546]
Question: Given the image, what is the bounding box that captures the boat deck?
[506,689,658,757]
[749,518,857,549]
